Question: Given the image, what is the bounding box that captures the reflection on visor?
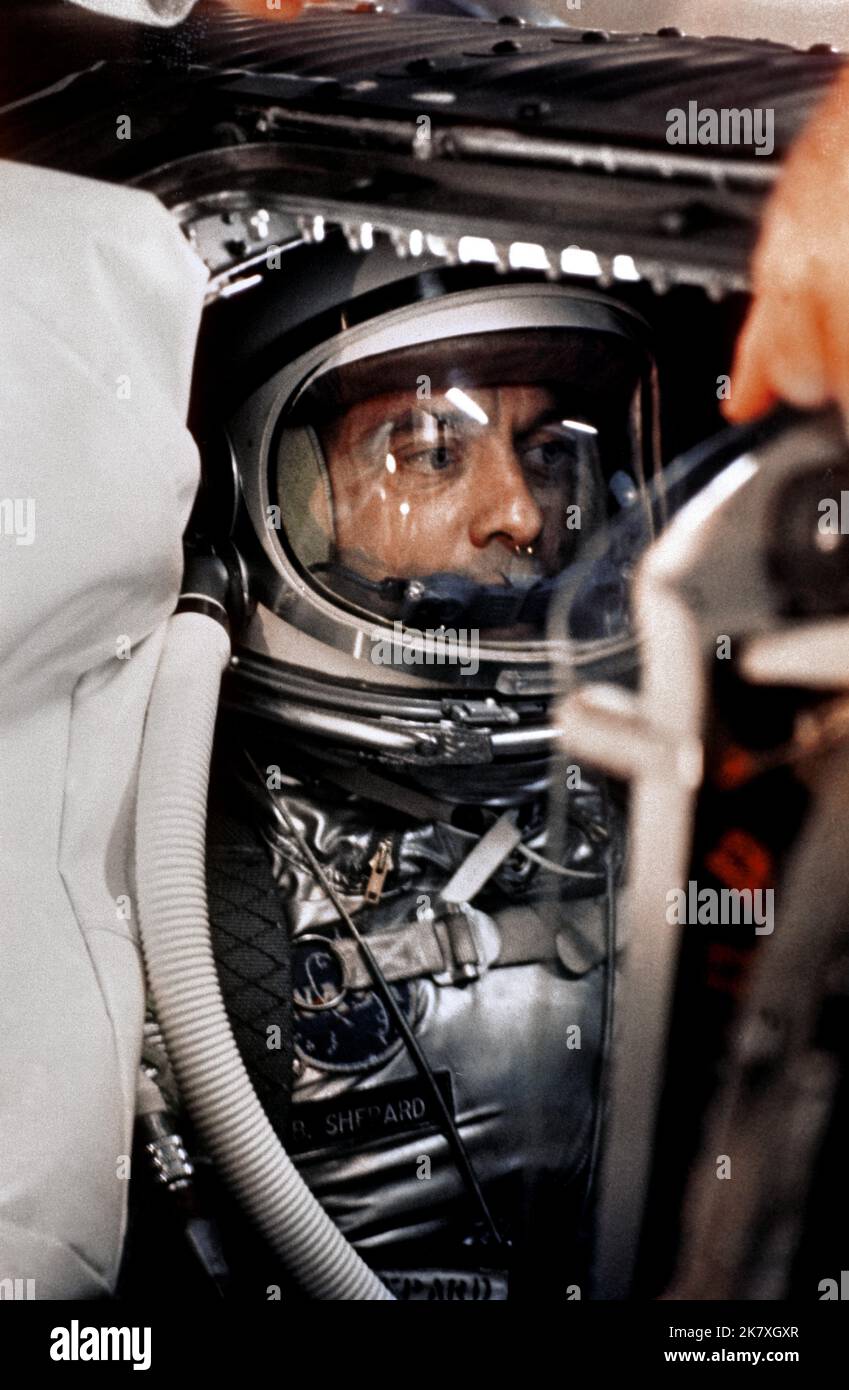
[549,417,781,676]
[275,326,653,639]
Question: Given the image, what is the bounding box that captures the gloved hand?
[72,0,327,29]
[219,0,325,16]
[723,68,849,426]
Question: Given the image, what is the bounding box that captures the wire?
[241,749,506,1251]
[517,843,599,880]
[578,778,618,1231]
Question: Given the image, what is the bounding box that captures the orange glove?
[218,0,310,18]
[724,66,849,425]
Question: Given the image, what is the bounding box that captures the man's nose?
[467,440,543,551]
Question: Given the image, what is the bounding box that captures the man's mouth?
[481,552,545,585]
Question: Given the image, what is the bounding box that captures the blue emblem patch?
[292,935,421,1072]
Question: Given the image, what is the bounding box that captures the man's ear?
[277,424,335,566]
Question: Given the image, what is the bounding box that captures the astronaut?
[8,0,849,1311]
[165,241,662,1300]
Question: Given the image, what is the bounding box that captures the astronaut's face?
[319,385,579,585]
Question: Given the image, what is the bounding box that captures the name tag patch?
[288,1071,453,1156]
[378,1270,509,1301]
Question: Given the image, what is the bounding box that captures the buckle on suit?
[432,906,484,986]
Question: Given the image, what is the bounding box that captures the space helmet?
[192,231,660,807]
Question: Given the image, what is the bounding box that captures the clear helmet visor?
[272,321,656,641]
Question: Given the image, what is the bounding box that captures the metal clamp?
[142,1117,194,1193]
[432,908,484,986]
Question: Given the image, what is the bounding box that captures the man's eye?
[522,438,575,477]
[401,445,457,473]
[393,417,464,476]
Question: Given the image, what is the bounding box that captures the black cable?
[241,749,505,1250]
[578,777,618,1228]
